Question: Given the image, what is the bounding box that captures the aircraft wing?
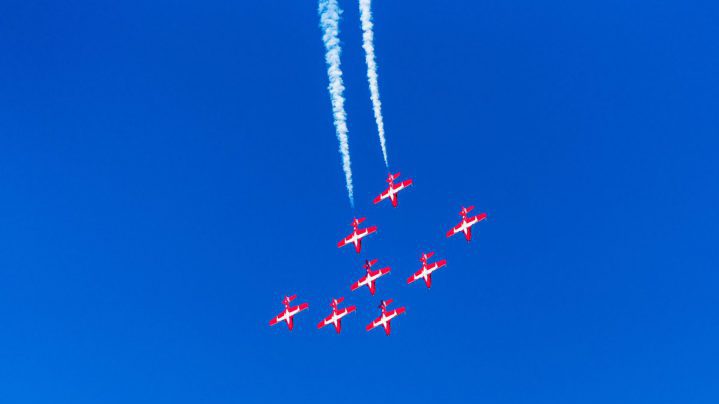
[373,187,391,204]
[338,306,357,316]
[366,316,383,331]
[337,233,354,248]
[375,267,391,277]
[389,307,406,317]
[470,213,488,225]
[406,269,424,284]
[359,225,378,237]
[429,259,447,271]
[317,314,333,329]
[446,221,463,238]
[395,179,413,192]
[269,310,286,326]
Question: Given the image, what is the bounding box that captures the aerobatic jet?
[317,297,357,334]
[351,258,391,295]
[373,172,413,208]
[407,251,447,289]
[337,217,378,253]
[447,206,487,242]
[269,294,309,331]
[366,299,406,336]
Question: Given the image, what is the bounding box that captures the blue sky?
[1,0,718,403]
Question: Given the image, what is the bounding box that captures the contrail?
[319,0,354,206]
[359,0,389,167]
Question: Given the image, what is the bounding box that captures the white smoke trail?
[319,0,354,206]
[359,0,389,167]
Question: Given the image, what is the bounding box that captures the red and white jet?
[366,299,406,336]
[317,297,357,334]
[406,252,447,289]
[447,206,487,242]
[350,259,391,295]
[373,172,413,208]
[269,294,309,331]
[337,217,378,254]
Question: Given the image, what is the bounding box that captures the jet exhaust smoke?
[319,0,354,206]
[359,0,389,167]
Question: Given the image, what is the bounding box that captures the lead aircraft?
[269,295,309,331]
[317,297,356,334]
[447,206,487,242]
[407,252,447,289]
[366,299,406,336]
[337,217,378,253]
[373,172,413,208]
[351,259,391,295]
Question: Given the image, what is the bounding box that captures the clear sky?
[1,1,718,403]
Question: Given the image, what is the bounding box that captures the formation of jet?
[317,297,356,334]
[447,206,487,242]
[407,252,447,289]
[269,295,309,331]
[351,259,391,295]
[373,172,413,208]
[271,171,489,335]
[337,217,377,253]
[366,299,406,336]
